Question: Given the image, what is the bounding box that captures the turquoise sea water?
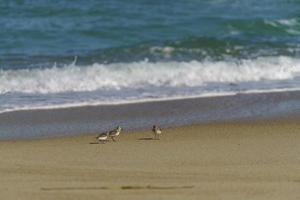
[0,0,300,113]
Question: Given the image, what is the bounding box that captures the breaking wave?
[1,56,299,95]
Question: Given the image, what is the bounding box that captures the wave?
[264,18,300,35]
[2,34,299,71]
[0,56,299,95]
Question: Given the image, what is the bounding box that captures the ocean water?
[1,0,300,113]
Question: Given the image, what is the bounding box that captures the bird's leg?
[112,137,116,142]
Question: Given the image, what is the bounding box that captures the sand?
[1,120,300,200]
[1,90,299,139]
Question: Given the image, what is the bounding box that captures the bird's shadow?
[89,142,109,144]
[138,137,154,141]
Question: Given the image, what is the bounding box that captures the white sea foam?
[277,18,299,26]
[0,56,299,95]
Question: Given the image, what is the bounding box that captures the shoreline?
[1,120,300,200]
[1,117,299,142]
[2,87,300,115]
[0,90,300,140]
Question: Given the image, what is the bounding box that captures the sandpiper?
[109,126,122,142]
[96,131,109,143]
[152,125,162,140]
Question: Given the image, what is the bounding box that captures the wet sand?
[1,120,300,200]
[1,90,300,139]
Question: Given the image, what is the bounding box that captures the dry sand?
[1,120,300,200]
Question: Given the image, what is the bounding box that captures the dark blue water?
[0,0,300,113]
[1,0,300,66]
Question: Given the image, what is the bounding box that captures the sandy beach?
[1,119,300,200]
[2,1,300,199]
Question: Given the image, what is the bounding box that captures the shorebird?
[96,131,109,144]
[109,126,122,142]
[152,125,162,140]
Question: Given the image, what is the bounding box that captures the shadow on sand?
[138,137,155,141]
[89,141,110,144]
